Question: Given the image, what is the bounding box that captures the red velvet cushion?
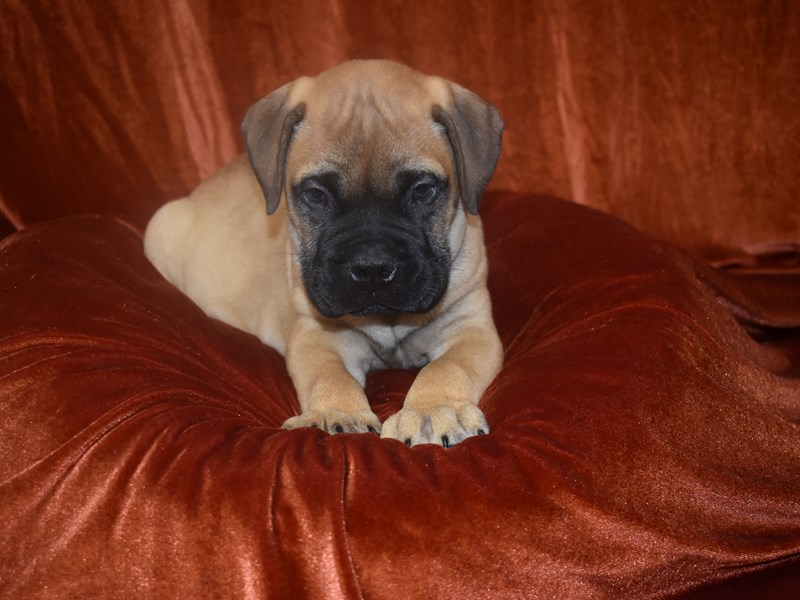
[1,194,798,598]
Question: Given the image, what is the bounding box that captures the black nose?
[349,256,398,287]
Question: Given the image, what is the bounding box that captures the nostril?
[380,262,397,282]
[349,264,369,282]
[349,260,398,284]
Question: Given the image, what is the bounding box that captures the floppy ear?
[241,82,306,215]
[432,86,504,215]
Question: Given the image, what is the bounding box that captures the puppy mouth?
[350,304,401,316]
[309,284,447,319]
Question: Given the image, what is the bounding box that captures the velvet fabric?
[2,1,800,597]
[2,0,799,255]
[1,194,799,598]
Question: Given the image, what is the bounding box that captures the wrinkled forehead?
[286,68,454,187]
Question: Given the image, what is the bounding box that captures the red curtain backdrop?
[1,0,798,256]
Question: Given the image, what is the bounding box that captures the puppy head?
[242,60,503,318]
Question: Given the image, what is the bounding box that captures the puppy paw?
[380,404,489,447]
[283,409,382,436]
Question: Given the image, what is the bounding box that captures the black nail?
[441,435,451,448]
[404,438,412,447]
[333,423,344,433]
[367,426,378,434]
[477,429,486,436]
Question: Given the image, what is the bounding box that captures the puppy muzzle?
[303,234,450,318]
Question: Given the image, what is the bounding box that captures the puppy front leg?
[381,325,503,447]
[283,322,381,435]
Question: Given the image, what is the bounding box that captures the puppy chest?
[360,324,431,370]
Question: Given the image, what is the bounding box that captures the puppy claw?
[283,409,381,436]
[382,404,489,448]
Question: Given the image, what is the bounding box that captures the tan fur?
[145,60,504,447]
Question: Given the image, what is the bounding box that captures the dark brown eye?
[303,187,328,205]
[412,182,438,202]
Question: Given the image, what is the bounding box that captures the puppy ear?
[432,86,504,215]
[241,82,306,215]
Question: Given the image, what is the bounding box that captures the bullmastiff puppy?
[144,60,504,447]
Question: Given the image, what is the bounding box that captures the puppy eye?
[412,182,438,202]
[302,187,329,205]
